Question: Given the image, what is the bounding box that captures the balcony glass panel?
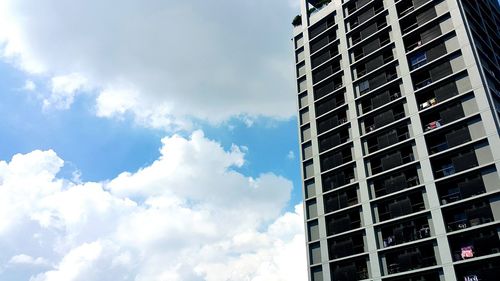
[443,199,495,232]
[330,256,369,280]
[320,147,352,172]
[328,231,365,259]
[376,190,425,222]
[318,128,350,152]
[437,171,488,205]
[324,185,358,213]
[380,215,431,248]
[371,166,420,198]
[448,226,500,261]
[322,166,356,192]
[384,242,437,275]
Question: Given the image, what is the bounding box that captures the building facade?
[292,0,500,280]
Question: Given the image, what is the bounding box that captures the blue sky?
[0,60,303,206]
[0,0,307,280]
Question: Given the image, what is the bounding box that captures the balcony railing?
[450,229,500,262]
[378,197,425,221]
[321,153,353,171]
[313,65,341,84]
[350,4,385,30]
[320,135,350,153]
[354,37,390,61]
[383,224,430,248]
[351,21,387,46]
[434,151,478,178]
[374,174,419,197]
[318,115,348,134]
[371,153,415,175]
[367,131,409,153]
[361,89,401,114]
[356,54,394,79]
[314,80,343,100]
[312,48,339,69]
[365,110,405,133]
[327,212,361,236]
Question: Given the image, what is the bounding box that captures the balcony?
[317,110,348,135]
[320,147,353,172]
[345,0,371,17]
[330,256,369,280]
[322,165,356,192]
[421,99,469,133]
[408,41,448,70]
[379,215,431,248]
[313,75,343,100]
[400,3,441,35]
[326,207,362,236]
[375,189,426,222]
[437,169,490,205]
[352,32,391,62]
[404,15,451,52]
[433,154,475,179]
[412,60,454,90]
[362,103,406,134]
[354,49,394,80]
[454,256,500,281]
[371,166,420,198]
[357,67,398,96]
[383,241,437,275]
[366,125,410,154]
[319,128,350,153]
[324,185,359,213]
[448,226,500,262]
[443,198,495,232]
[311,44,340,69]
[431,142,488,179]
[313,60,342,84]
[347,0,384,31]
[350,17,387,46]
[426,125,472,155]
[316,91,345,117]
[328,231,365,260]
[359,84,402,115]
[309,13,336,39]
[416,79,462,111]
[310,29,337,54]
[369,147,415,175]
[396,0,431,18]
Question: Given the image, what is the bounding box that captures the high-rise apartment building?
[292,0,500,280]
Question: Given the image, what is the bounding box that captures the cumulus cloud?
[0,132,306,280]
[0,0,298,129]
[8,254,49,267]
[44,73,88,109]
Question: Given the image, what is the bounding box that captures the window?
[298,78,307,93]
[359,80,370,93]
[410,51,427,69]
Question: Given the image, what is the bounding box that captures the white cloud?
[8,254,49,267]
[43,73,88,109]
[287,150,295,160]
[0,0,298,129]
[23,80,36,91]
[0,132,306,280]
